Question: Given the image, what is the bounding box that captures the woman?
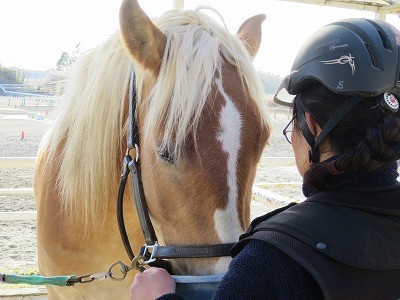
[130,18,400,300]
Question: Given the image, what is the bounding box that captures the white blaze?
[213,78,244,272]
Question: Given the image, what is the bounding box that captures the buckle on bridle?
[139,242,159,264]
[126,143,140,162]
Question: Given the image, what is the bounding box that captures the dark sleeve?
[157,293,184,300]
[212,239,323,300]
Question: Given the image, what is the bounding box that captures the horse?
[34,0,270,298]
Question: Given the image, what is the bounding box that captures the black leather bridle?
[117,70,235,272]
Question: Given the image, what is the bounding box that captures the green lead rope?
[1,258,146,287]
[1,273,79,286]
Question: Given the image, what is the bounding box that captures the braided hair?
[294,82,400,190]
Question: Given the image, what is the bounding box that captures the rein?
[117,70,235,271]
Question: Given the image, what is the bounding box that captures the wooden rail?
[0,157,300,221]
[0,157,36,168]
[0,156,296,169]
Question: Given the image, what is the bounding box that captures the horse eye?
[157,148,175,164]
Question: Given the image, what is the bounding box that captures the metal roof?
[280,0,400,15]
[172,1,400,19]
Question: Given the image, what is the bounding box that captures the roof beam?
[378,4,400,13]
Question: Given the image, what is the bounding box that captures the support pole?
[173,0,184,9]
[375,12,386,21]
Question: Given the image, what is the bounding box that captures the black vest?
[232,186,400,300]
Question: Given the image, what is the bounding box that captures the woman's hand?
[130,267,176,300]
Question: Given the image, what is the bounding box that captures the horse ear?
[120,0,167,74]
[236,14,266,59]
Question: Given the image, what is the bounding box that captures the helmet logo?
[321,54,355,76]
[328,43,348,51]
[382,92,399,113]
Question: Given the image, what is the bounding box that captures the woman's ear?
[305,112,322,138]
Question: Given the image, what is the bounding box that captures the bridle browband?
[117,69,235,271]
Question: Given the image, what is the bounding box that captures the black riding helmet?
[275,18,400,104]
[274,18,400,163]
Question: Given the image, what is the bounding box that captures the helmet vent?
[377,29,393,51]
[364,43,382,70]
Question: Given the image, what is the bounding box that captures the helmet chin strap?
[308,96,363,163]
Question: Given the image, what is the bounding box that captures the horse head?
[35,3,270,298]
[119,0,270,275]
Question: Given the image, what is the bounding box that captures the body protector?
[231,186,400,300]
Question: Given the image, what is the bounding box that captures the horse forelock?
[44,32,132,229]
[136,8,270,163]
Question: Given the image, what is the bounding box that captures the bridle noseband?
[117,70,235,272]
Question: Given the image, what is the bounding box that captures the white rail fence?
[0,156,300,222]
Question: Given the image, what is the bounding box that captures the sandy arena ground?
[0,95,303,293]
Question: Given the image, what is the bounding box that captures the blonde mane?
[44,8,269,228]
[44,33,132,227]
[138,8,269,161]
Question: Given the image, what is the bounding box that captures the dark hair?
[294,82,400,190]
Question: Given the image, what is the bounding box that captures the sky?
[1,0,400,76]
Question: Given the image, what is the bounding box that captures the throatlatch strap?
[128,158,157,245]
[117,155,135,260]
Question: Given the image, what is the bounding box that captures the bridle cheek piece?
[117,69,235,273]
